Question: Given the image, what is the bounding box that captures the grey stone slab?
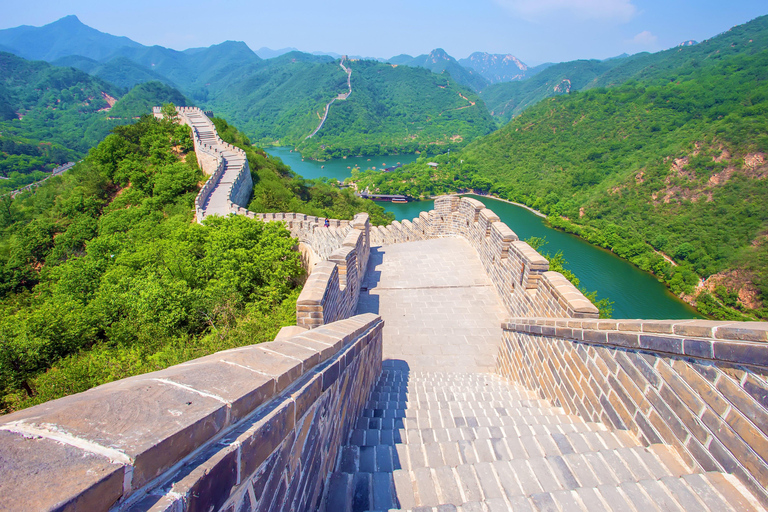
[659,476,708,511]
[413,467,440,507]
[619,481,660,512]
[575,487,610,512]
[434,465,462,505]
[492,459,524,499]
[551,489,585,512]
[392,469,416,509]
[359,239,506,373]
[528,457,562,493]
[372,472,397,510]
[475,461,505,500]
[597,484,636,512]
[0,430,124,512]
[455,464,484,502]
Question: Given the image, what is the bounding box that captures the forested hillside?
[108,81,189,118]
[352,48,768,320]
[295,60,496,159]
[0,108,394,413]
[0,17,496,158]
[481,14,768,124]
[0,52,192,194]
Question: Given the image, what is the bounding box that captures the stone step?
[347,425,630,455]
[326,469,759,512]
[336,441,692,485]
[355,411,598,431]
[360,403,588,426]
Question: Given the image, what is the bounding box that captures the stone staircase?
[323,361,762,512]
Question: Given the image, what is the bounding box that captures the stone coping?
[0,313,382,511]
[504,317,768,368]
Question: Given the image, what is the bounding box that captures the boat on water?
[391,198,408,204]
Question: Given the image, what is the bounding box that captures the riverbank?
[460,192,547,218]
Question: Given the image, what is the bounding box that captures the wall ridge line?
[152,378,230,404]
[0,421,133,466]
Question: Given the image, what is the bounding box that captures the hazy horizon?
[1,1,766,66]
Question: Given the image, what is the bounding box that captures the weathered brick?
[169,444,239,512]
[638,334,683,354]
[1,379,228,490]
[0,431,125,511]
[238,400,296,479]
[713,340,768,367]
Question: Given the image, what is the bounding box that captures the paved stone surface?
[324,362,763,511]
[357,239,507,373]
[326,237,766,511]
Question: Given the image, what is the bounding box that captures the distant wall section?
[369,195,598,319]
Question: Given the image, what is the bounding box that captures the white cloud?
[629,30,658,45]
[494,0,637,22]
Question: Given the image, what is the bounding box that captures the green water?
[265,147,419,182]
[267,150,700,320]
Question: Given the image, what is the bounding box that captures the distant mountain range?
[0,16,496,158]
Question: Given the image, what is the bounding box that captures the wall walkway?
[3,109,767,511]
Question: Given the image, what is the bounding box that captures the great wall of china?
[1,106,768,512]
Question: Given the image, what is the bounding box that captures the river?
[265,149,700,320]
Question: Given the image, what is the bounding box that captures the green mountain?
[108,81,190,118]
[0,51,122,153]
[53,55,175,89]
[387,49,489,92]
[0,112,394,413]
[0,15,143,62]
[297,60,496,158]
[481,14,768,124]
[353,36,768,320]
[0,51,189,194]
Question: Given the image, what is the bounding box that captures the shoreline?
[461,192,547,218]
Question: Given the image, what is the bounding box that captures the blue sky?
[1,0,766,65]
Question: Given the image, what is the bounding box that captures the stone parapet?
[0,313,384,512]
[296,214,370,329]
[156,106,253,224]
[369,196,599,319]
[498,316,768,505]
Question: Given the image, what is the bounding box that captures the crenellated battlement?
[368,195,598,319]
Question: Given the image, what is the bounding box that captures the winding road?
[306,58,352,139]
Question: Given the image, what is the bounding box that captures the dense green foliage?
[0,115,305,413]
[108,81,189,118]
[53,55,175,90]
[481,15,768,124]
[0,52,190,198]
[297,60,496,159]
[526,236,613,318]
[0,51,123,154]
[0,133,76,193]
[353,47,768,320]
[211,117,395,226]
[0,18,498,159]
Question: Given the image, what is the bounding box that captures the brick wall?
[296,214,371,329]
[498,317,768,504]
[369,195,598,319]
[0,314,384,512]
